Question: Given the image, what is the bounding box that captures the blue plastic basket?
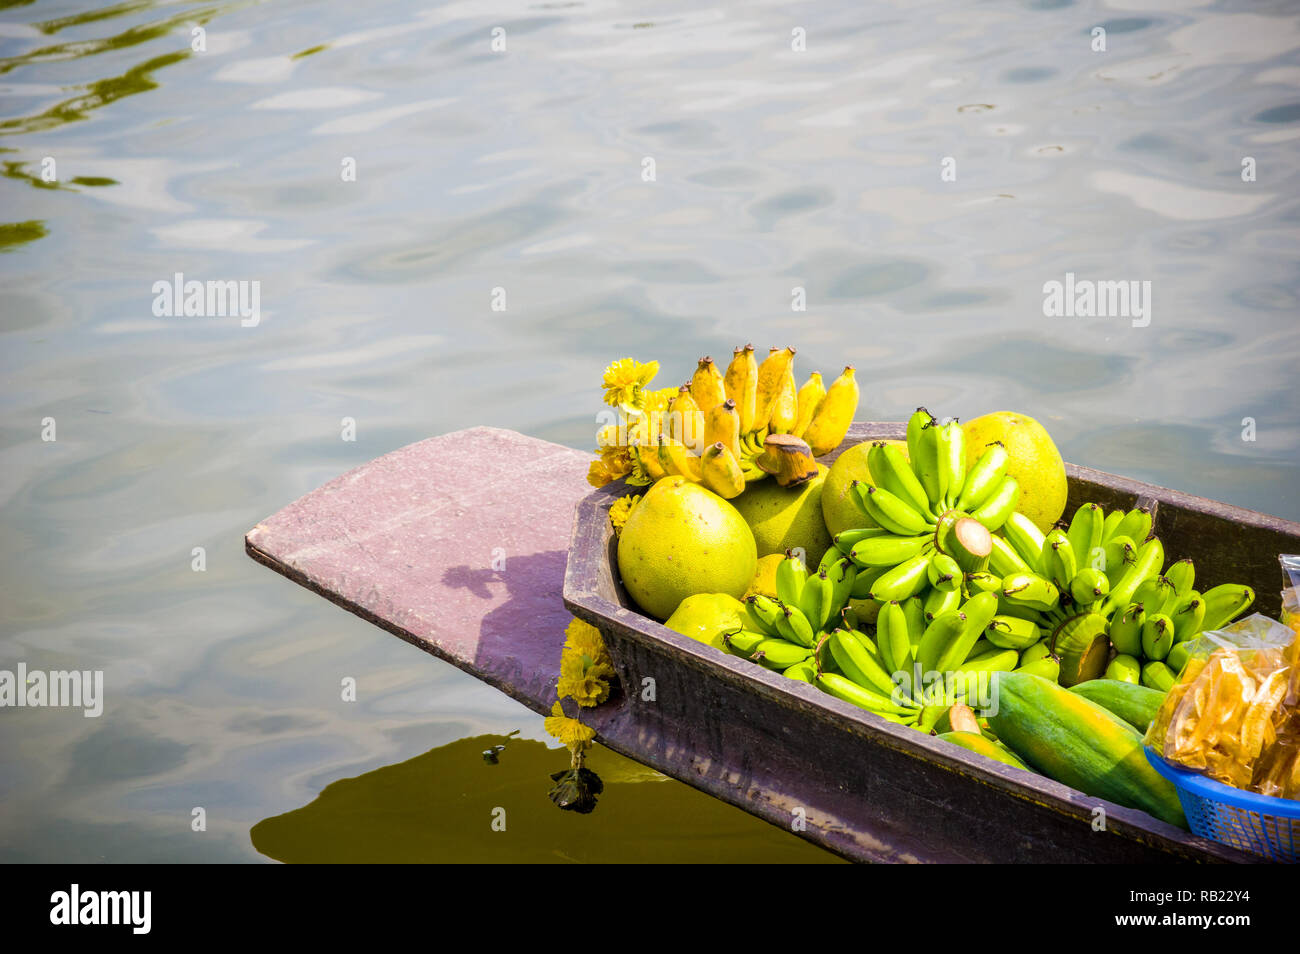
[1146,747,1300,862]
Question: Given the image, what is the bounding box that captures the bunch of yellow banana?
[630,345,859,500]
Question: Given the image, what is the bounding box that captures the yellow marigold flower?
[564,618,612,668]
[544,701,595,747]
[602,358,659,409]
[608,494,641,536]
[559,656,615,707]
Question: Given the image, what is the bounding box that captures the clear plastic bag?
[1145,614,1298,798]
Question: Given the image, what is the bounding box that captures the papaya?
[988,672,1186,828]
[1068,678,1165,732]
[936,731,1034,773]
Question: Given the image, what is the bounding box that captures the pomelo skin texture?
[617,477,757,621]
[962,412,1067,533]
[664,593,755,651]
[732,465,832,567]
[821,440,909,538]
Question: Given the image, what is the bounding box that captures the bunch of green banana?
[833,408,1027,614]
[722,549,859,672]
[992,501,1256,690]
[630,345,860,498]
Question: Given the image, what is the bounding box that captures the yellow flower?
[544,701,595,747]
[557,618,615,707]
[559,655,615,707]
[602,358,659,409]
[608,494,641,535]
[564,618,612,668]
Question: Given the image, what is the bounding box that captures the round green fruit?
[663,593,755,651]
[732,465,832,567]
[962,412,1067,534]
[617,476,757,621]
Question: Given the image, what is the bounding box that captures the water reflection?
[251,734,841,863]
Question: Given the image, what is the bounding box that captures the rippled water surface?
[1,0,1298,862]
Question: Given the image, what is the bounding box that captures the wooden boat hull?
[563,422,1300,863]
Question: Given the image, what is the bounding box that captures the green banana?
[877,600,912,674]
[1069,568,1109,607]
[1113,507,1153,546]
[965,571,1003,595]
[923,584,962,621]
[815,671,919,721]
[1015,655,1061,681]
[1109,603,1145,657]
[1141,661,1176,692]
[934,420,966,510]
[1101,536,1164,617]
[828,558,857,615]
[1100,509,1124,542]
[783,659,818,682]
[848,534,931,568]
[753,638,814,669]
[1166,641,1192,675]
[910,411,942,508]
[775,604,816,648]
[1141,613,1174,661]
[969,476,1020,532]
[916,610,969,675]
[989,535,1034,578]
[1066,503,1105,573]
[867,441,932,518]
[723,630,767,658]
[1041,529,1077,592]
[902,597,926,652]
[1164,559,1195,597]
[868,552,933,602]
[985,614,1042,651]
[1000,512,1046,573]
[1199,584,1255,632]
[955,441,1008,512]
[927,552,962,591]
[937,591,999,671]
[746,594,786,637]
[827,630,904,697]
[1001,573,1061,613]
[854,482,933,536]
[1171,593,1205,643]
[1101,536,1137,588]
[775,552,808,607]
[1105,654,1142,684]
[800,569,834,632]
[834,526,889,553]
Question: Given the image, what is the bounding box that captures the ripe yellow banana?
[699,441,745,498]
[793,372,825,438]
[769,365,799,434]
[803,366,858,457]
[705,398,743,461]
[690,356,727,418]
[723,345,758,434]
[755,347,795,431]
[668,384,707,454]
[657,436,701,482]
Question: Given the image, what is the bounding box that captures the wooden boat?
[246,423,1300,863]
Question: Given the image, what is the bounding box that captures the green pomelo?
[732,465,832,566]
[617,476,757,621]
[663,593,754,651]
